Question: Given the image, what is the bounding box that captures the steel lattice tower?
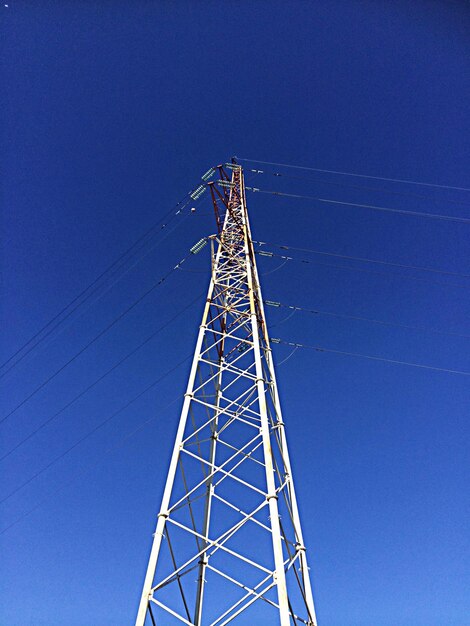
[135,163,318,626]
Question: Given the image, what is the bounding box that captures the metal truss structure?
[135,163,318,625]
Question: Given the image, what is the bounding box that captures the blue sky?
[1,2,469,625]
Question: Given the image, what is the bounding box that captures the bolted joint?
[295,542,306,552]
[184,392,193,399]
[152,531,165,538]
[266,493,278,502]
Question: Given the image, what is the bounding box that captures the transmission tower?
[135,162,318,625]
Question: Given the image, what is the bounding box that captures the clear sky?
[1,2,469,625]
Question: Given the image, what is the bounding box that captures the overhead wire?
[4,297,467,529]
[0,198,183,371]
[253,240,470,280]
[271,338,470,377]
[275,345,299,367]
[246,168,470,207]
[237,157,470,193]
[0,193,201,380]
[0,379,188,535]
[268,307,297,329]
[246,186,470,224]
[0,250,193,425]
[0,291,205,463]
[255,248,470,290]
[261,259,289,276]
[265,300,470,340]
[2,212,194,384]
[0,353,191,506]
[2,161,468,537]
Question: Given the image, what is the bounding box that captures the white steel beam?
[135,163,318,626]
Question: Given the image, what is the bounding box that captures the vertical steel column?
[243,180,318,625]
[193,360,222,625]
[238,170,291,626]
[135,238,225,626]
[194,214,232,625]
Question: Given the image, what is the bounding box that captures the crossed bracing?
[135,165,317,626]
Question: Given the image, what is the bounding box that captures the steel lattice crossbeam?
[135,164,318,626]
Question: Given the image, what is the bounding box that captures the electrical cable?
[4,335,467,529]
[255,249,470,290]
[247,168,470,207]
[265,300,470,340]
[271,338,470,377]
[37,213,192,353]
[1,212,193,384]
[0,252,192,425]
[261,259,289,276]
[0,291,204,463]
[268,307,297,329]
[0,194,199,380]
[237,157,470,193]
[0,379,188,535]
[253,240,470,280]
[246,186,470,224]
[0,353,191,506]
[0,197,186,371]
[275,345,299,367]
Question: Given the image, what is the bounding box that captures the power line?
[31,214,192,361]
[255,249,470,290]
[0,250,194,425]
[247,168,470,207]
[0,197,186,371]
[265,300,470,340]
[271,338,470,377]
[0,292,204,463]
[0,354,191,506]
[246,186,470,224]
[254,240,470,280]
[0,194,199,380]
[275,344,299,367]
[237,157,470,193]
[0,380,188,535]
